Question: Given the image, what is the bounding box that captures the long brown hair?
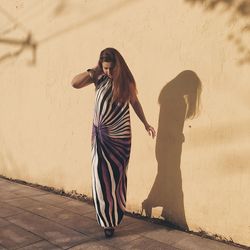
[97,48,137,103]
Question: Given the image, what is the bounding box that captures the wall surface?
[0,0,249,246]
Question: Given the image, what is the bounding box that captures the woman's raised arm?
[71,71,93,89]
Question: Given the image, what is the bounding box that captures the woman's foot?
[104,227,115,238]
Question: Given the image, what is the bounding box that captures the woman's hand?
[145,123,156,139]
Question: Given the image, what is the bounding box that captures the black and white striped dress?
[90,71,131,228]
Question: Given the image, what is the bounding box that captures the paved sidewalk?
[0,177,246,250]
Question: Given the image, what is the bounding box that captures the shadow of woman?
[142,70,202,230]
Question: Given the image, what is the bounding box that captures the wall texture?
[0,0,249,246]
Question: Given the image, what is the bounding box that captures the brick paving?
[0,177,246,249]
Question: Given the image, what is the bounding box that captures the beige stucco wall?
[0,0,249,246]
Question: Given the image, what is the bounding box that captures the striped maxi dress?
[88,69,131,228]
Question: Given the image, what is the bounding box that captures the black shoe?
[104,227,115,238]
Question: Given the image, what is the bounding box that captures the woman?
[71,48,156,238]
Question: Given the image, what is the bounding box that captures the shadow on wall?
[184,0,250,65]
[142,70,202,230]
[0,0,136,65]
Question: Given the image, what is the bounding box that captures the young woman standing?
[71,48,156,238]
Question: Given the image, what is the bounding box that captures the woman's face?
[102,61,113,78]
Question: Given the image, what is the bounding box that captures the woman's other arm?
[130,95,156,139]
[71,71,93,89]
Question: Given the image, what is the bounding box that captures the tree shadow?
[0,33,37,65]
[38,0,136,45]
[0,5,37,65]
[184,0,250,65]
[0,0,136,66]
[142,70,202,230]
